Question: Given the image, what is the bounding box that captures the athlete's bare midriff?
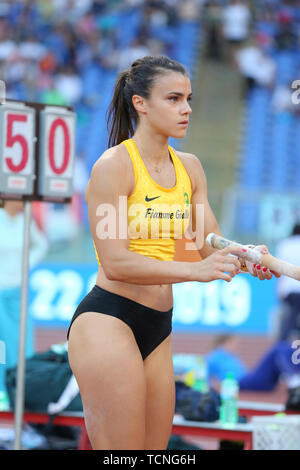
[95,266,173,311]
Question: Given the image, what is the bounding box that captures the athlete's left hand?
[245,245,281,280]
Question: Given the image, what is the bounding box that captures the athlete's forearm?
[107,249,196,285]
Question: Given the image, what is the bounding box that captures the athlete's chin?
[170,128,188,139]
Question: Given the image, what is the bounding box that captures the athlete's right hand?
[193,245,246,283]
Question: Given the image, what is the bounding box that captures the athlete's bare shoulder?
[92,143,130,167]
[85,143,134,202]
[175,150,206,193]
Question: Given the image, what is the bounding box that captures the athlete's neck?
[132,131,171,166]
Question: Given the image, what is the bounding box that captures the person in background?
[0,199,49,405]
[275,223,300,341]
[272,81,300,116]
[203,0,223,61]
[234,36,277,96]
[206,334,300,392]
[221,0,252,65]
[206,334,247,383]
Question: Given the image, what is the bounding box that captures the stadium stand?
[235,2,300,236]
[0,1,202,233]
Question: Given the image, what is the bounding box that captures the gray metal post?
[13,200,31,450]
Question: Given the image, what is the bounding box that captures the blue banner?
[28,264,278,333]
[172,275,277,333]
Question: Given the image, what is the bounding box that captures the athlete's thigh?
[68,312,146,450]
[143,334,175,450]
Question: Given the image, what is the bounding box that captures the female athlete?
[67,56,279,450]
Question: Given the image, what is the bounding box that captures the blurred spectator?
[75,32,100,70]
[118,37,151,72]
[40,79,69,106]
[275,1,298,50]
[146,37,165,56]
[206,334,300,392]
[143,2,169,29]
[0,2,10,17]
[275,223,300,341]
[39,51,57,75]
[0,37,17,61]
[54,65,83,105]
[177,0,201,22]
[50,0,93,24]
[206,335,247,382]
[19,35,47,61]
[271,81,300,116]
[97,29,120,70]
[221,0,252,64]
[203,0,223,60]
[234,37,277,95]
[272,84,293,113]
[0,200,49,400]
[75,11,97,38]
[254,6,277,53]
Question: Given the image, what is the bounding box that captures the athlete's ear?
[132,94,147,115]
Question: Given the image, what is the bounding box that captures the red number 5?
[5,113,29,172]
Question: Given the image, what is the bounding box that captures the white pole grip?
[206,233,300,281]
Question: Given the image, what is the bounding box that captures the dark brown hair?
[106,55,188,147]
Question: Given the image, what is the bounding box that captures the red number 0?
[48,118,70,175]
[5,114,29,172]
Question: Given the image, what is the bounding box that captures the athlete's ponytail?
[107,70,134,148]
[107,56,188,147]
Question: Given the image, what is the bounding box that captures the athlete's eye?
[187,96,192,102]
[168,96,178,102]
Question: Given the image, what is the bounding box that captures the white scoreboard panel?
[38,106,76,199]
[0,100,75,202]
[0,101,36,195]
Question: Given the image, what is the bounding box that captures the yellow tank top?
[94,138,192,264]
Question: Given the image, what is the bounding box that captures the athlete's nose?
[187,102,192,114]
[182,101,192,115]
